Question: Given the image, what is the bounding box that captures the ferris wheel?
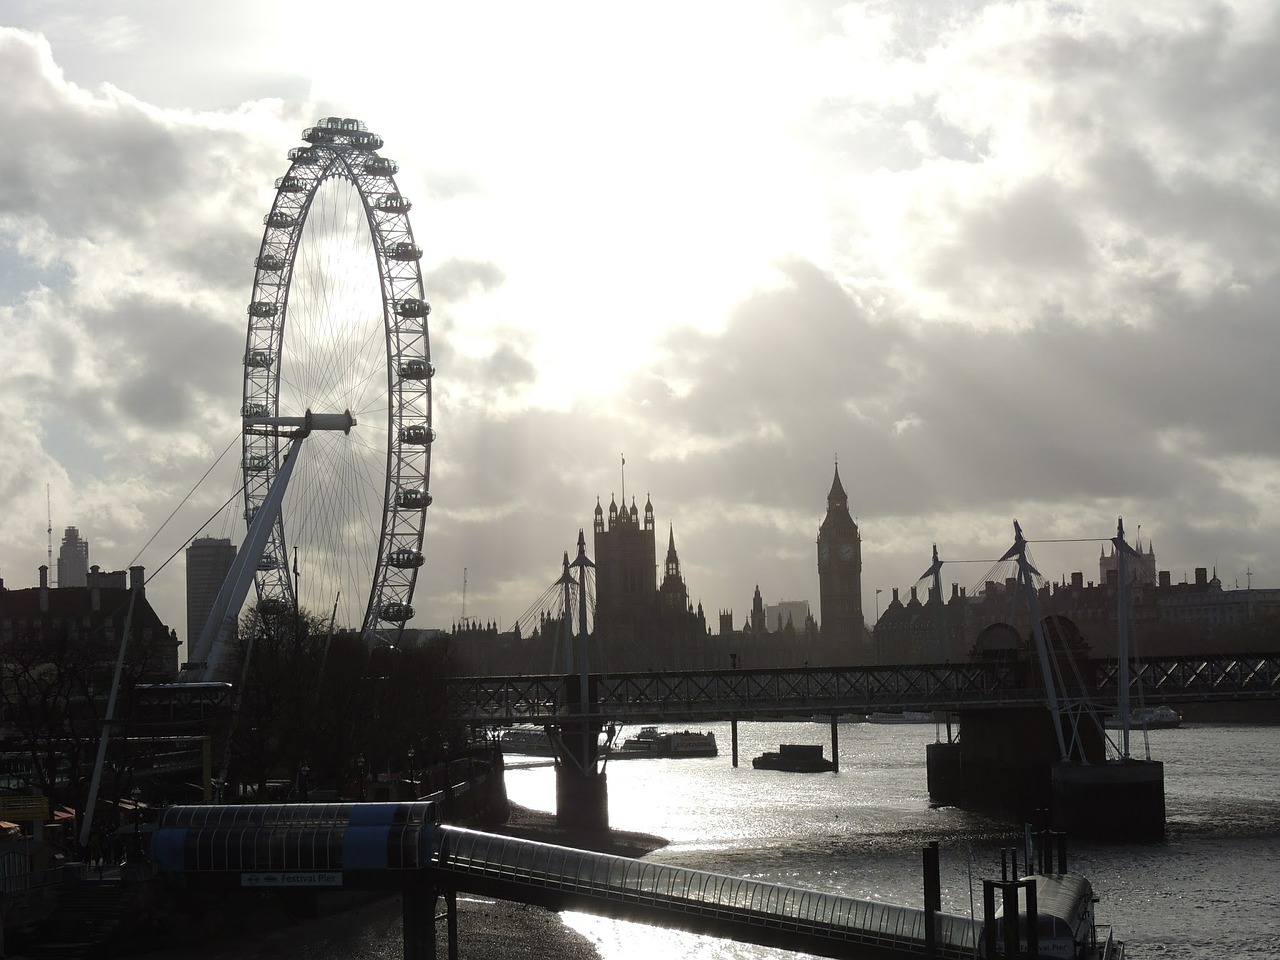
[240,117,433,643]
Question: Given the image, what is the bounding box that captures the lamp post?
[407,746,416,799]
[356,754,366,801]
[299,761,310,802]
[130,786,142,863]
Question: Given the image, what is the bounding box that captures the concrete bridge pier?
[1052,758,1165,842]
[926,707,1166,839]
[555,723,609,832]
[553,673,608,831]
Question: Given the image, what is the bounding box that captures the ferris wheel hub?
[244,410,356,437]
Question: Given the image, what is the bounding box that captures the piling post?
[923,841,941,959]
[830,715,840,772]
[445,889,458,960]
[402,875,433,960]
[982,881,998,960]
[1000,881,1019,958]
[731,718,739,768]
[1025,879,1039,959]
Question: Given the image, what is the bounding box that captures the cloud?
[1,4,1279,652]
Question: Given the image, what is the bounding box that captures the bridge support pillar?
[931,709,1165,839]
[1051,759,1165,842]
[830,716,839,772]
[554,713,609,832]
[401,875,434,960]
[401,879,458,960]
[939,708,1104,820]
[925,741,962,806]
[556,766,608,832]
[731,718,739,768]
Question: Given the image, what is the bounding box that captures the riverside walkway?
[149,801,979,960]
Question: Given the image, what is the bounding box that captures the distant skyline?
[2,3,1278,651]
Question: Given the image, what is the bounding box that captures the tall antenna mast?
[46,484,53,585]
[461,567,468,624]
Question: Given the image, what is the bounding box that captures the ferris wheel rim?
[239,117,433,642]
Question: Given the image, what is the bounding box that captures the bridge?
[446,651,1280,841]
[150,800,1105,960]
[448,652,1280,723]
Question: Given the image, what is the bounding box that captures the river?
[504,719,1280,959]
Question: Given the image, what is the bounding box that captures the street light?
[299,761,311,802]
[356,754,366,801]
[407,746,416,799]
[130,786,142,863]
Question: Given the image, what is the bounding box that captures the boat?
[1104,705,1180,730]
[978,872,1124,959]
[610,726,718,759]
[498,725,555,757]
[866,711,936,723]
[751,743,835,772]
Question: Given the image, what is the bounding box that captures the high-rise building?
[186,537,236,646]
[56,526,90,588]
[817,463,864,648]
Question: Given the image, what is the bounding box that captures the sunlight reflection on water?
[505,720,1280,960]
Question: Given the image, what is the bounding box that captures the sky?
[2,1,1279,657]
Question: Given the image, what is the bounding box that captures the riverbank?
[120,803,667,960]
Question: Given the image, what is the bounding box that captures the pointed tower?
[817,462,864,649]
[658,524,689,613]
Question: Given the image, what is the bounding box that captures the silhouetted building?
[874,538,1280,663]
[592,492,708,671]
[186,537,236,647]
[0,564,179,677]
[719,586,821,669]
[57,526,89,588]
[817,464,865,653]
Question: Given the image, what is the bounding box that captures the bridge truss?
[448,653,1280,724]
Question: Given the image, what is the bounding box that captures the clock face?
[839,543,855,561]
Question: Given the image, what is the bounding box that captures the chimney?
[951,583,959,599]
[892,588,900,603]
[1159,570,1171,588]
[1195,567,1208,587]
[129,565,145,597]
[38,564,49,612]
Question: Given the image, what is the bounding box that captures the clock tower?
[817,463,863,648]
